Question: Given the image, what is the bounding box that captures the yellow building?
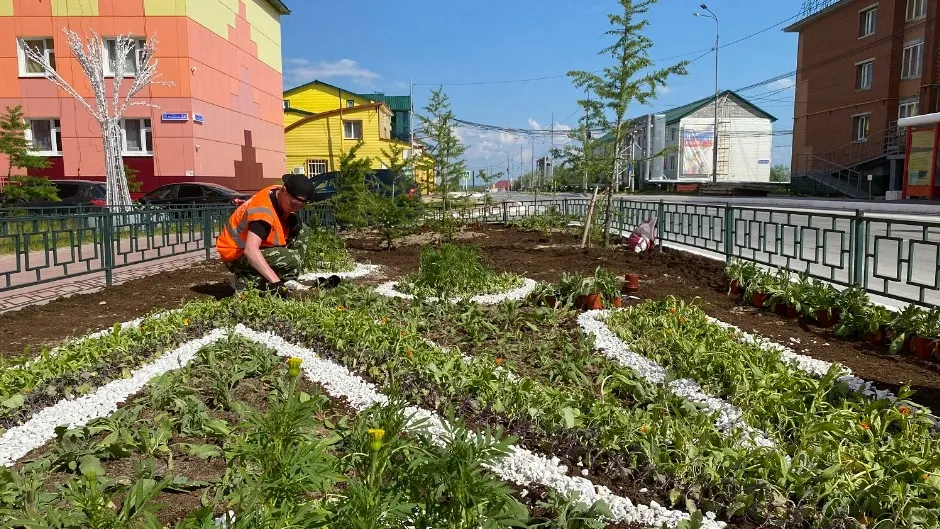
[283,80,412,176]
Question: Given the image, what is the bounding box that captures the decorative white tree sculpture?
[23,30,171,209]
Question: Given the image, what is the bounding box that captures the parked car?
[138,183,250,207]
[308,169,421,202]
[0,179,107,210]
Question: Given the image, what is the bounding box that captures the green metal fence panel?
[859,216,940,307]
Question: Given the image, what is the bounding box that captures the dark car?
[139,183,250,207]
[0,179,107,211]
[309,169,421,202]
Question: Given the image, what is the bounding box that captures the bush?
[399,244,521,299]
[298,228,355,273]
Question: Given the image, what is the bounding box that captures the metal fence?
[439,197,939,308]
[2,198,937,308]
[0,204,334,292]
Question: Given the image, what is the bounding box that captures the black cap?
[281,173,315,202]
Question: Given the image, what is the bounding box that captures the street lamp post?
[694,4,719,184]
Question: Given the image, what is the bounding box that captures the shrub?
[400,244,521,299]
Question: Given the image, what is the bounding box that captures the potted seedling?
[594,267,623,308]
[725,260,758,297]
[836,304,891,343]
[767,270,797,318]
[530,282,562,309]
[911,308,940,359]
[558,272,603,311]
[745,270,774,309]
[888,305,926,355]
[803,281,842,328]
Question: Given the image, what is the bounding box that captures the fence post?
[850,209,865,286]
[723,203,734,264]
[502,201,508,223]
[203,207,213,261]
[102,209,114,287]
[563,198,569,217]
[657,200,665,253]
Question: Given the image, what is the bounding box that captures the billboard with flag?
[681,127,714,176]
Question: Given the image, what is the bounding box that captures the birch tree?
[568,0,687,246]
[23,30,171,209]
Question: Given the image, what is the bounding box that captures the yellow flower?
[899,406,911,416]
[287,357,302,378]
[400,330,406,336]
[183,318,190,326]
[406,351,413,358]
[639,424,650,434]
[860,422,870,431]
[496,357,504,366]
[368,428,385,452]
[381,318,389,325]
[337,305,347,312]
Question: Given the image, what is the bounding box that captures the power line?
[414,10,801,87]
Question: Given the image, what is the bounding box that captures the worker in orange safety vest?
[216,174,316,296]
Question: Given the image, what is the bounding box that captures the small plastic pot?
[912,336,937,359]
[815,309,840,328]
[623,273,640,294]
[751,293,769,309]
[575,293,604,311]
[612,296,623,308]
[774,303,796,319]
[864,329,886,345]
[728,280,742,297]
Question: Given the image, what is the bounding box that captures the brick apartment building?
[785,0,932,197]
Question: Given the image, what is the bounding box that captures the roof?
[284,103,387,133]
[599,90,777,142]
[285,108,314,116]
[265,0,291,15]
[283,79,371,99]
[360,93,411,112]
[783,0,850,33]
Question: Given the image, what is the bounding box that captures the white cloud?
[448,118,576,178]
[767,77,795,90]
[660,86,672,95]
[285,58,382,86]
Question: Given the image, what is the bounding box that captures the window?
[52,183,80,200]
[856,60,874,90]
[346,99,355,108]
[859,6,876,38]
[669,127,678,141]
[104,38,146,77]
[907,0,926,20]
[283,100,291,110]
[901,40,924,79]
[343,120,363,140]
[25,119,62,154]
[17,38,56,76]
[666,155,677,171]
[853,114,870,142]
[306,159,328,176]
[899,97,920,119]
[120,118,153,154]
[176,185,204,199]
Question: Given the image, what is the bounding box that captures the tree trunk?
[102,118,132,210]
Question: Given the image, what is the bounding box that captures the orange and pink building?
[0,0,289,193]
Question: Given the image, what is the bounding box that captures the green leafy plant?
[724,259,759,292]
[399,243,522,299]
[298,227,355,273]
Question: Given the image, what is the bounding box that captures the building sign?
[193,114,204,124]
[758,159,770,164]
[681,127,714,176]
[161,113,189,122]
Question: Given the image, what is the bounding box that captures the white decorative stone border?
[0,329,227,466]
[3,325,725,529]
[375,278,538,305]
[707,316,938,424]
[299,263,380,282]
[578,310,776,449]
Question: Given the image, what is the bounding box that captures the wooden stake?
[581,186,600,249]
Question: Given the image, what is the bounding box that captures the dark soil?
[2,224,939,410]
[348,225,940,412]
[0,260,231,358]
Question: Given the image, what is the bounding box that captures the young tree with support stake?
[567,0,687,246]
[417,88,468,213]
[0,106,51,182]
[22,30,171,209]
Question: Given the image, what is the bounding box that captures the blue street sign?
[161,113,189,122]
[193,114,204,124]
[758,159,770,164]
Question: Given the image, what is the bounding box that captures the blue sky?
[281,0,800,176]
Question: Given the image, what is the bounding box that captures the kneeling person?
[217,174,315,294]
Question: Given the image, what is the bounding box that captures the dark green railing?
[0,203,334,293]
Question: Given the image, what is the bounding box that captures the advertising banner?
[681,127,714,176]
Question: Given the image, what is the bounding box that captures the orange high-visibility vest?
[216,186,288,262]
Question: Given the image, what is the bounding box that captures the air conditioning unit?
[292,167,305,175]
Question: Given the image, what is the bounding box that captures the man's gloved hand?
[265,280,291,298]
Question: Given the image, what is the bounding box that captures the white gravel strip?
[299,263,380,282]
[578,310,776,449]
[232,325,724,529]
[706,316,938,423]
[374,278,538,305]
[0,329,227,467]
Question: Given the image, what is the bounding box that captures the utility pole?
[695,4,720,183]
[583,89,590,192]
[532,136,538,206]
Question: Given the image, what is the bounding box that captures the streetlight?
[540,106,555,193]
[694,4,719,184]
